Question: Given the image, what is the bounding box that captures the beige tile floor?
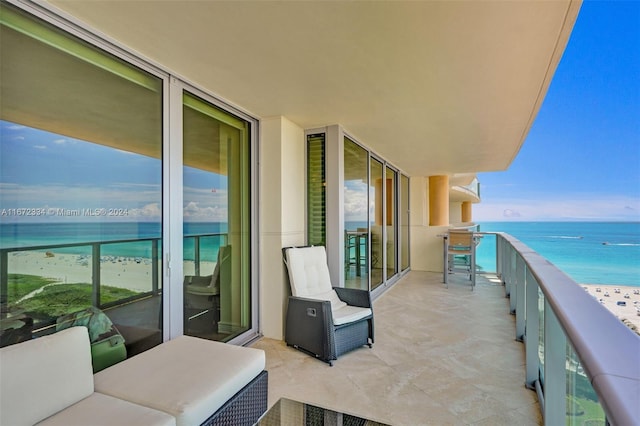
[251,270,542,426]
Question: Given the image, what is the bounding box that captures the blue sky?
[0,122,228,222]
[475,0,640,222]
[1,1,637,224]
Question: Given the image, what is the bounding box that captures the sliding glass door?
[182,92,252,342]
[1,2,259,352]
[1,3,163,354]
[385,166,398,281]
[343,137,369,290]
[370,158,384,290]
[339,135,406,291]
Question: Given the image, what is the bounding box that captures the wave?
[545,235,584,239]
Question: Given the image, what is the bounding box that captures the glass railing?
[1,233,226,335]
[463,177,480,198]
[487,232,638,425]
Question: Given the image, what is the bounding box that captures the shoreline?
[7,251,640,333]
[7,251,217,293]
[581,284,640,333]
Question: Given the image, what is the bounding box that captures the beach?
[8,250,216,294]
[582,284,640,333]
[8,249,640,335]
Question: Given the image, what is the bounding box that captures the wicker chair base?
[334,319,371,358]
[201,370,268,426]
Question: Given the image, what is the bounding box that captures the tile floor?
[251,270,542,425]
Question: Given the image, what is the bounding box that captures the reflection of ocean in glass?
[476,222,640,287]
[0,222,227,262]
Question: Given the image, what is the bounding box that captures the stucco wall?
[259,116,305,340]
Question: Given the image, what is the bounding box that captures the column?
[461,201,472,223]
[428,175,449,226]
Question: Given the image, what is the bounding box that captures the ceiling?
[39,0,579,178]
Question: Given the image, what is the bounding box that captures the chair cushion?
[94,335,265,426]
[0,327,94,426]
[314,290,348,312]
[37,393,176,426]
[286,246,375,321]
[332,305,372,326]
[285,246,333,298]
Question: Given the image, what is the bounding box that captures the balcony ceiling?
[45,0,580,177]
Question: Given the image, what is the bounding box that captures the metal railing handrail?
[498,232,640,425]
[1,232,228,318]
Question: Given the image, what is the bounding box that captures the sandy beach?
[8,250,216,294]
[8,250,640,334]
[582,284,640,333]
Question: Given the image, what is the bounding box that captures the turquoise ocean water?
[0,222,227,262]
[475,222,640,287]
[3,221,639,286]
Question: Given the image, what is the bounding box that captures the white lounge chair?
[283,246,374,366]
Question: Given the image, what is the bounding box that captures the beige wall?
[259,116,305,340]
[449,201,463,224]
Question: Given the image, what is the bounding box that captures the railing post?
[509,250,517,313]
[92,243,101,307]
[496,234,503,281]
[152,239,160,295]
[502,240,509,292]
[515,254,526,341]
[0,250,8,319]
[544,298,567,425]
[194,236,201,276]
[443,235,449,286]
[525,268,540,389]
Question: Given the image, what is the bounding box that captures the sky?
[0,121,228,223]
[1,1,638,225]
[475,0,640,222]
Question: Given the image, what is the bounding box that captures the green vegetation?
[7,274,138,320]
[6,273,57,301]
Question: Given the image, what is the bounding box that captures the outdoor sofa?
[0,326,267,426]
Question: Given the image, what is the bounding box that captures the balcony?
[254,271,540,424]
[253,232,640,425]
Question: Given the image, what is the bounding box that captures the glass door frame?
[10,0,261,345]
[311,124,407,297]
[169,81,260,345]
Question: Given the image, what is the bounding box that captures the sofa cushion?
[94,335,265,426]
[0,327,94,426]
[37,392,176,426]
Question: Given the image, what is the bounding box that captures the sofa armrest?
[334,287,372,309]
[0,327,94,426]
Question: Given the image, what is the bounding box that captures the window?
[0,3,163,353]
[343,137,369,289]
[182,92,252,341]
[307,134,326,246]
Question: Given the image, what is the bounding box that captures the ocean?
[475,222,640,287]
[0,222,227,262]
[3,221,639,286]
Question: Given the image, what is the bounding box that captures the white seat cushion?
[286,246,374,324]
[37,393,176,426]
[332,305,372,326]
[94,336,265,426]
[285,246,333,298]
[0,327,94,426]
